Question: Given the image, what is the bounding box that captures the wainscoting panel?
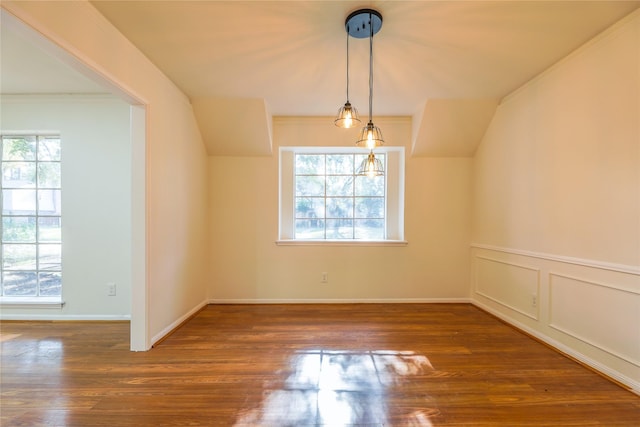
[471,244,640,393]
[475,256,540,320]
[549,273,640,367]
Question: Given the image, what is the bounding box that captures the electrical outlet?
[321,272,328,283]
[107,282,117,296]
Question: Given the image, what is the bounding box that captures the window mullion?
[323,155,327,240]
[35,136,42,296]
[0,138,3,296]
[351,154,356,240]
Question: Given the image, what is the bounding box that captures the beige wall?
[473,13,639,266]
[208,118,472,301]
[2,1,210,348]
[471,12,640,391]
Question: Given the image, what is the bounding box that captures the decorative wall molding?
[549,271,640,296]
[471,244,640,393]
[474,256,540,320]
[475,255,539,272]
[471,243,640,275]
[549,272,640,367]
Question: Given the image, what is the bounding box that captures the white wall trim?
[150,300,209,347]
[472,300,640,396]
[471,243,640,275]
[549,271,640,297]
[474,256,540,321]
[0,303,65,310]
[0,314,130,321]
[475,255,540,273]
[207,298,471,304]
[549,322,640,369]
[0,297,64,309]
[548,272,640,367]
[275,240,409,247]
[130,104,148,351]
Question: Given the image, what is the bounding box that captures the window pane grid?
[1,135,61,297]
[294,153,385,240]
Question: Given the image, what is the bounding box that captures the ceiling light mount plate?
[345,9,383,38]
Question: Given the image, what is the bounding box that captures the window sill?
[0,297,65,309]
[276,240,408,247]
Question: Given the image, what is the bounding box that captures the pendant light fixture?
[356,150,385,177]
[349,9,385,150]
[334,27,360,128]
[337,9,385,177]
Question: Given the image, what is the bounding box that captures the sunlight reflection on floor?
[2,336,68,426]
[0,333,21,342]
[235,350,436,426]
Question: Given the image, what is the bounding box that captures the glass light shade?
[356,121,384,149]
[334,102,361,128]
[357,151,384,178]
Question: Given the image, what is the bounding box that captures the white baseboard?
[471,299,640,396]
[0,314,130,321]
[150,300,209,347]
[207,298,471,304]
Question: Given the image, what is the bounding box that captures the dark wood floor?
[1,304,639,426]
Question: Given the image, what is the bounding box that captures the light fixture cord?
[346,28,350,102]
[368,12,374,123]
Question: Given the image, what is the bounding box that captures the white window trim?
[275,239,407,247]
[278,146,406,246]
[0,296,64,309]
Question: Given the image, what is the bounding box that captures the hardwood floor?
[1,304,639,426]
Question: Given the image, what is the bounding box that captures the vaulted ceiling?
[2,1,638,156]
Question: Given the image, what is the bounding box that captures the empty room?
[1,1,639,426]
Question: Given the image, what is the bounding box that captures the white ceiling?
[2,1,638,156]
[89,0,639,116]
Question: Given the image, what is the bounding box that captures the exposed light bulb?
[366,158,376,178]
[335,102,360,129]
[344,110,352,128]
[357,150,383,177]
[366,128,375,150]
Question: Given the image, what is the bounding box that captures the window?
[279,147,405,244]
[1,135,62,300]
[295,153,385,239]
